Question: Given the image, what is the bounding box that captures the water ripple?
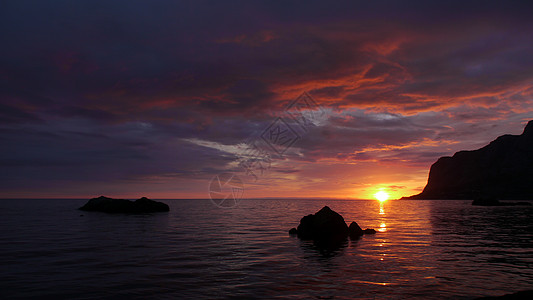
[0,199,531,299]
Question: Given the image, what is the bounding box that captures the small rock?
[363,228,376,234]
[348,221,364,240]
[288,228,298,235]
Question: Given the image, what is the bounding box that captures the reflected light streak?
[378,201,386,232]
[379,222,387,232]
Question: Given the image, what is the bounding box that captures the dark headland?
[403,121,533,202]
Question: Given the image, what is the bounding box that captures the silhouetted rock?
[472,198,532,206]
[296,206,349,242]
[134,197,170,212]
[79,196,169,213]
[290,206,376,243]
[404,121,533,200]
[348,221,364,239]
[472,197,501,206]
[363,228,377,234]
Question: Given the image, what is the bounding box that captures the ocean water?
[0,199,532,299]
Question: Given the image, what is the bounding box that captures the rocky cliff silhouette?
[404,121,533,200]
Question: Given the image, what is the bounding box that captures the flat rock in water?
[79,196,169,213]
[472,198,532,206]
[475,290,533,299]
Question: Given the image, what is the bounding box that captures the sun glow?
[374,190,389,202]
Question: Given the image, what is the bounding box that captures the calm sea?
[0,199,532,299]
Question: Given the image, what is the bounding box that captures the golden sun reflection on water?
[333,200,437,291]
[378,201,387,232]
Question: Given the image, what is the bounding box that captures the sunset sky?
[2,1,533,199]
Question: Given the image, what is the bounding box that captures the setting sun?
[374,190,390,202]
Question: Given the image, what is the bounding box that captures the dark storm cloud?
[3,1,533,114]
[0,103,42,124]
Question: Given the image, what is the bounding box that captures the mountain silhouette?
[404,121,533,200]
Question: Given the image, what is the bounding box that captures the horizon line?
[0,196,407,201]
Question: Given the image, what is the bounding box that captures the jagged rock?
[290,206,375,243]
[296,206,349,242]
[363,228,377,234]
[404,121,533,200]
[348,221,364,239]
[79,196,169,213]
